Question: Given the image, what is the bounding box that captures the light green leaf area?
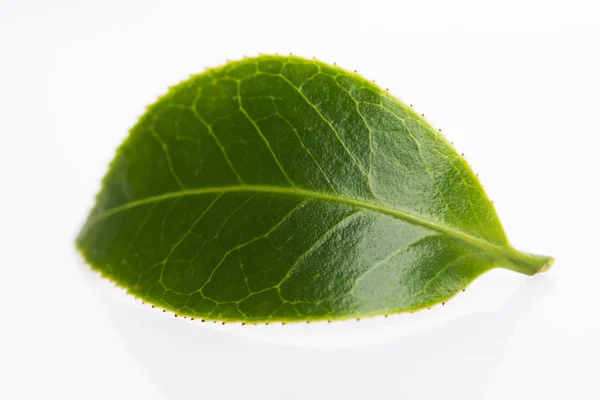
[77,55,553,323]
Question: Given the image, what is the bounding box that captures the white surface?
[1,1,599,399]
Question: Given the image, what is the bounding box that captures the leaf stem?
[500,249,554,275]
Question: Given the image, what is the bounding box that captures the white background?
[1,1,599,399]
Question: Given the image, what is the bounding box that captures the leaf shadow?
[100,277,555,400]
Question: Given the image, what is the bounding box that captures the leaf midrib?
[86,184,515,259]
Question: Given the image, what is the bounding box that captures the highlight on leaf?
[77,54,553,323]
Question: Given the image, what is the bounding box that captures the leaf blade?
[77,55,553,323]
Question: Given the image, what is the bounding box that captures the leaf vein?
[260,72,369,176]
[150,125,186,189]
[276,210,362,292]
[84,185,515,261]
[188,101,245,184]
[236,80,296,186]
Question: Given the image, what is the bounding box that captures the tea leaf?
[77,55,553,323]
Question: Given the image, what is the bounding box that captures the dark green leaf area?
[78,55,552,322]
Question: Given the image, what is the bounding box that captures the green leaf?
[77,54,553,323]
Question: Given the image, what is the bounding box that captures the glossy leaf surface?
[77,55,553,323]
